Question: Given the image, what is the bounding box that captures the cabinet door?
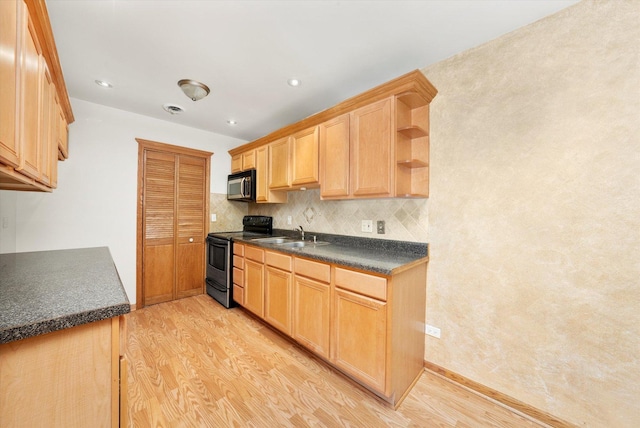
[293,275,330,359]
[333,288,387,393]
[38,61,53,187]
[319,113,350,198]
[268,137,290,189]
[265,266,293,335]
[142,150,176,305]
[291,126,319,186]
[244,259,264,317]
[255,145,268,202]
[242,149,256,170]
[231,154,242,173]
[17,8,43,180]
[0,0,20,167]
[350,98,393,198]
[175,155,207,299]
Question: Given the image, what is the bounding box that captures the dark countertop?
[235,230,428,275]
[0,247,130,344]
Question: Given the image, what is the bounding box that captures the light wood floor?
[126,294,549,427]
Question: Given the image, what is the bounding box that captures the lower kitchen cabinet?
[243,246,265,317]
[234,244,427,407]
[264,251,293,335]
[333,287,387,393]
[0,316,127,427]
[293,258,331,359]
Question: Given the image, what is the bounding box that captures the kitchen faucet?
[297,225,304,241]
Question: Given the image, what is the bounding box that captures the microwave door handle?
[240,177,248,198]
[244,176,252,197]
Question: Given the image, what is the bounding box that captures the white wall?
[4,98,246,304]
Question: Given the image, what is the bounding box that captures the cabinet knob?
[189,238,194,243]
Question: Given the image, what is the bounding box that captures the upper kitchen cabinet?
[231,149,256,173]
[255,144,286,204]
[228,70,436,201]
[0,0,74,192]
[290,125,319,188]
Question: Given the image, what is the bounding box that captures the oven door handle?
[206,278,227,292]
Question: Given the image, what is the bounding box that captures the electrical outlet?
[287,216,292,225]
[425,324,441,338]
[211,214,217,222]
[361,220,373,233]
[377,220,385,234]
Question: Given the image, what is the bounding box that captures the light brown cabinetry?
[243,245,265,317]
[349,98,393,198]
[231,149,256,173]
[0,316,127,427]
[0,0,73,192]
[319,114,350,198]
[293,257,331,359]
[268,137,290,189]
[290,125,319,187]
[232,243,245,305]
[229,70,436,201]
[136,139,211,308]
[395,92,430,197]
[233,243,428,407]
[333,268,388,392]
[264,251,293,335]
[256,144,286,203]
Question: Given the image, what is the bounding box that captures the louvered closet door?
[142,150,176,305]
[175,155,206,299]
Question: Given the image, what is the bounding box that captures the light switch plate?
[361,220,373,233]
[211,214,217,222]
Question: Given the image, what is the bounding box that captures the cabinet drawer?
[233,284,244,305]
[233,267,243,287]
[245,246,264,263]
[294,258,330,283]
[233,243,244,256]
[233,255,244,270]
[335,268,387,301]
[266,251,292,271]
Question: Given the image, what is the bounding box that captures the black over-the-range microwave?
[227,169,256,202]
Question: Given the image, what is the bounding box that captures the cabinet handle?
[189,238,194,243]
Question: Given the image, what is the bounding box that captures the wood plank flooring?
[126,295,549,427]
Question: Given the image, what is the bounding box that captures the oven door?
[206,236,230,287]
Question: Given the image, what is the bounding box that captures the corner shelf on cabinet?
[395,91,430,198]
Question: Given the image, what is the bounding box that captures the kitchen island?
[0,247,130,427]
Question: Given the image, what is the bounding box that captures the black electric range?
[205,216,273,308]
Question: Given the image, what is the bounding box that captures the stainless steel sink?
[250,236,288,244]
[277,240,329,248]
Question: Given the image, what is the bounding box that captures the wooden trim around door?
[136,138,213,309]
[423,361,577,428]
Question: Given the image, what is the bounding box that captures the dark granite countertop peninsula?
[0,247,130,344]
[235,230,428,275]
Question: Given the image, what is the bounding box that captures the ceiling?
[46,0,579,143]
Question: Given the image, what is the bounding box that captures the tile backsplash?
[209,193,247,232]
[249,189,428,242]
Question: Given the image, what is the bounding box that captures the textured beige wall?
[422,1,639,426]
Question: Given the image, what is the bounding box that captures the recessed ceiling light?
[162,103,184,115]
[227,119,237,125]
[95,79,113,88]
[287,78,301,87]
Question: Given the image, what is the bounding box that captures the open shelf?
[397,126,428,139]
[397,159,428,168]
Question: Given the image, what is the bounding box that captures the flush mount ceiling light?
[287,78,301,87]
[95,79,113,88]
[227,119,237,125]
[178,79,210,101]
[162,103,184,115]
